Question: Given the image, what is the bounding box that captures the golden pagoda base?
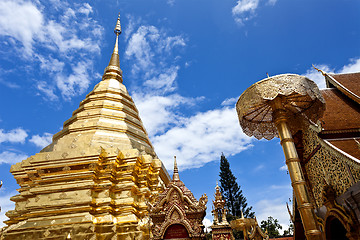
[1,147,168,240]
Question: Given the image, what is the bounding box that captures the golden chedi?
[1,14,170,240]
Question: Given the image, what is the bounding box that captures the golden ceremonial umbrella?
[236,74,325,240]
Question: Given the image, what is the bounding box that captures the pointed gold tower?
[2,14,170,240]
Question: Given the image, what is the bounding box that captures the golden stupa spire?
[173,156,180,181]
[103,13,123,82]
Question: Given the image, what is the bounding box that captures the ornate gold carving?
[303,128,360,207]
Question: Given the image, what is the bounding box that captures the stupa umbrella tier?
[236,74,325,140]
[236,74,325,240]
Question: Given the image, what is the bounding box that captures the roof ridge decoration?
[313,65,360,104]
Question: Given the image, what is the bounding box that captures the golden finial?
[114,13,122,35]
[173,156,180,181]
[312,64,326,76]
[241,210,244,219]
[102,13,123,82]
[266,72,270,78]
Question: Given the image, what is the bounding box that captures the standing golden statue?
[236,74,325,240]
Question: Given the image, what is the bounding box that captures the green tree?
[283,223,294,236]
[219,153,254,218]
[260,216,282,238]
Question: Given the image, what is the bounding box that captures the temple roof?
[319,89,360,133]
[326,72,360,103]
[326,138,360,160]
[318,71,360,161]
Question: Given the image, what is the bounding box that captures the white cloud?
[134,93,196,137]
[232,0,259,25]
[0,151,28,164]
[78,3,92,16]
[29,132,53,148]
[0,0,103,100]
[270,184,292,190]
[36,81,58,101]
[125,19,252,171]
[339,57,360,73]
[279,164,287,171]
[0,128,28,144]
[255,198,291,234]
[55,61,92,99]
[0,78,20,89]
[221,97,238,106]
[125,23,186,95]
[152,107,252,170]
[123,15,142,41]
[144,66,179,93]
[0,0,43,54]
[167,0,176,6]
[125,25,158,73]
[203,218,212,233]
[254,164,265,172]
[37,55,65,73]
[0,191,16,227]
[267,0,277,6]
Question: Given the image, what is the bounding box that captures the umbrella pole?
[272,98,323,240]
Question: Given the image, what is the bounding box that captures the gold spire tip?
[173,156,180,181]
[114,13,122,35]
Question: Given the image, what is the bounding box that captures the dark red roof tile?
[329,72,360,99]
[319,89,360,132]
[327,138,360,160]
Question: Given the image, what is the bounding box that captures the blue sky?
[0,0,359,231]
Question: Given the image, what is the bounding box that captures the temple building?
[291,71,360,239]
[236,71,360,240]
[1,15,170,239]
[149,157,207,240]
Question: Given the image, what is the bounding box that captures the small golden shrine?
[211,183,234,240]
[1,15,170,240]
[149,157,207,240]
